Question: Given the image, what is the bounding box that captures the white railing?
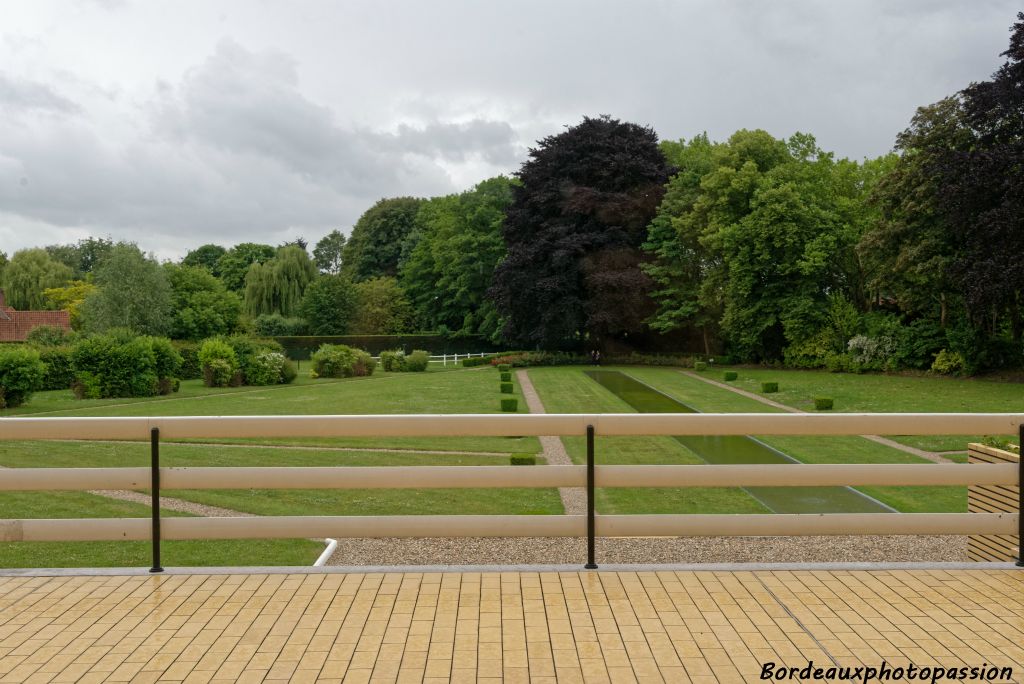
[368,353,492,367]
[0,413,1019,561]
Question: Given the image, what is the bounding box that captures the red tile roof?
[0,307,71,342]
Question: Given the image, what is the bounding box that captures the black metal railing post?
[1017,424,1023,568]
[585,424,597,569]
[150,427,163,573]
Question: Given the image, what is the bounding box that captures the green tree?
[42,280,97,329]
[342,197,424,281]
[401,177,514,339]
[182,244,227,276]
[81,244,172,335]
[243,245,317,317]
[351,277,414,334]
[217,243,276,292]
[45,237,114,279]
[164,264,242,340]
[313,230,347,274]
[490,116,670,348]
[1,248,73,310]
[299,275,358,334]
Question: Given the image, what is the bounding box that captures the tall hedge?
[71,333,181,399]
[0,347,46,408]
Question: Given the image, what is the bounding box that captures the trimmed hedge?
[379,349,429,372]
[694,361,708,371]
[497,364,511,372]
[761,382,779,394]
[275,334,497,359]
[404,350,430,372]
[500,382,513,394]
[723,371,738,381]
[311,344,376,379]
[814,397,834,411]
[38,346,74,391]
[500,398,518,412]
[510,454,536,466]
[72,333,182,399]
[0,347,46,408]
[500,371,511,382]
[173,341,202,380]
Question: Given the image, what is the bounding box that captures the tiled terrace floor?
[0,569,1022,683]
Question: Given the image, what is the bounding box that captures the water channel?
[585,370,893,514]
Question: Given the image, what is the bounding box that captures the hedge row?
[275,334,498,359]
[380,350,429,372]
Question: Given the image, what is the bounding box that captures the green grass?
[694,365,1024,452]
[0,490,321,567]
[526,367,767,515]
[626,367,965,512]
[4,368,540,454]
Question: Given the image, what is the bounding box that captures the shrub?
[404,350,430,372]
[723,371,738,381]
[0,347,46,408]
[761,382,779,393]
[245,351,289,386]
[824,353,860,374]
[198,339,239,388]
[70,334,172,398]
[311,344,375,378]
[37,346,75,390]
[931,349,965,376]
[694,361,708,371]
[500,371,512,382]
[253,313,308,337]
[500,397,518,412]
[173,341,202,380]
[510,454,536,466]
[25,325,76,347]
[497,364,511,372]
[281,358,298,384]
[500,382,513,394]
[379,350,404,372]
[814,397,834,411]
[847,335,898,371]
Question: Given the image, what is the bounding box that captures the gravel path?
[516,369,586,515]
[87,489,253,517]
[680,370,958,464]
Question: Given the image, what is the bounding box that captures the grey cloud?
[0,72,79,114]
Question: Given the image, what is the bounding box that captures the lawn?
[526,367,768,515]
[691,365,1024,452]
[623,367,966,513]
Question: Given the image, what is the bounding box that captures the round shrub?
[497,364,511,372]
[199,339,239,388]
[761,382,779,394]
[403,350,429,372]
[931,349,965,376]
[694,361,708,371]
[500,397,518,412]
[379,350,404,372]
[311,344,375,378]
[281,358,298,384]
[0,347,46,408]
[814,397,834,411]
[245,351,288,386]
[500,371,512,382]
[500,382,513,394]
[723,371,738,381]
[147,336,183,382]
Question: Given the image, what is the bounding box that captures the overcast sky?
[0,0,1018,261]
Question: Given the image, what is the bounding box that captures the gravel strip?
[60,439,508,458]
[326,535,965,565]
[87,489,253,517]
[516,369,586,515]
[680,370,958,464]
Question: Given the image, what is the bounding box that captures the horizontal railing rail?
[0,413,1020,570]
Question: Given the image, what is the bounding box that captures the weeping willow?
[244,246,317,317]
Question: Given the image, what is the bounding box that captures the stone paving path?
[680,370,957,464]
[515,369,586,515]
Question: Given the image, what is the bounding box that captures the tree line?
[1,14,1021,373]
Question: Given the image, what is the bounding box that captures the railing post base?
[585,424,597,570]
[1017,424,1023,568]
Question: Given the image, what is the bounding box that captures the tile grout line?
[753,571,840,668]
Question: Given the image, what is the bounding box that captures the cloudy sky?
[1,1,1018,260]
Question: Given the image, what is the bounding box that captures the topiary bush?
[694,361,708,371]
[723,371,738,381]
[71,333,177,399]
[311,344,375,378]
[0,347,46,408]
[500,397,518,412]
[500,382,513,394]
[500,371,511,382]
[199,338,239,388]
[814,397,834,410]
[510,454,536,466]
[761,382,779,393]
[404,350,430,372]
[497,364,511,372]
